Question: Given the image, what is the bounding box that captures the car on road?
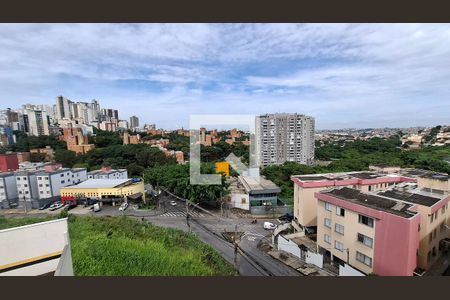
[39,202,52,210]
[119,202,129,211]
[64,203,77,211]
[170,200,177,206]
[278,213,294,222]
[49,202,64,211]
[263,222,277,230]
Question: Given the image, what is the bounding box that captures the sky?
[0,23,449,130]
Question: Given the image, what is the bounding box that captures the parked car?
[170,200,177,206]
[39,202,52,210]
[93,203,101,212]
[278,213,294,222]
[119,202,129,211]
[49,202,64,211]
[263,222,277,230]
[64,203,77,211]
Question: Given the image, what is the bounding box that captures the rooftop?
[293,171,389,182]
[70,179,132,189]
[398,168,448,180]
[321,187,417,218]
[377,189,445,207]
[238,176,281,195]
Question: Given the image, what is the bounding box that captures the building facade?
[316,187,420,276]
[256,113,315,167]
[0,153,19,172]
[87,166,128,179]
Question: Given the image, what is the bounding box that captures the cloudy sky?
[0,23,449,129]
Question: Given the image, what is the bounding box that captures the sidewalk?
[425,252,450,276]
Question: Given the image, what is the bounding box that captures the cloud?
[0,24,449,129]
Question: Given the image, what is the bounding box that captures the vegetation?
[144,163,229,207]
[0,131,66,153]
[0,215,56,230]
[0,215,237,276]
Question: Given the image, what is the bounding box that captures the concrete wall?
[0,218,70,276]
[230,193,250,210]
[306,251,323,268]
[339,264,365,276]
[278,235,301,258]
[250,205,291,216]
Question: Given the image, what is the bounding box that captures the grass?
[0,214,238,276]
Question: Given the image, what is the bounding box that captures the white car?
[119,202,129,211]
[49,202,64,211]
[170,200,177,206]
[263,222,277,230]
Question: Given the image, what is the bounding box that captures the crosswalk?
[159,211,205,218]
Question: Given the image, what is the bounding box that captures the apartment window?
[434,211,438,221]
[429,233,433,243]
[38,177,42,180]
[24,184,28,187]
[335,223,344,235]
[325,202,332,211]
[335,240,344,252]
[46,184,49,187]
[357,233,373,248]
[324,234,331,244]
[45,177,49,180]
[432,247,437,257]
[17,177,20,181]
[61,180,65,184]
[358,215,374,228]
[241,198,246,204]
[324,218,332,228]
[336,207,345,217]
[25,191,29,194]
[39,184,43,187]
[430,214,434,223]
[40,191,43,194]
[442,206,446,215]
[368,185,372,191]
[356,251,372,267]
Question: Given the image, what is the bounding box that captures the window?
[429,233,433,243]
[40,191,43,194]
[241,198,246,204]
[368,185,372,191]
[432,247,437,257]
[336,207,345,217]
[324,218,332,228]
[356,251,372,267]
[335,240,344,252]
[38,177,42,180]
[358,215,374,228]
[24,184,28,187]
[325,202,332,211]
[357,233,373,248]
[61,180,65,184]
[335,223,344,235]
[430,214,434,223]
[39,184,43,187]
[324,234,331,244]
[434,212,438,221]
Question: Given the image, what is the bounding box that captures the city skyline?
[0,24,450,129]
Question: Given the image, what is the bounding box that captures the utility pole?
[23,195,27,213]
[234,224,238,261]
[186,199,191,233]
[346,248,350,264]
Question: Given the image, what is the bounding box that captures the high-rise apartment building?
[130,116,139,129]
[56,95,73,120]
[20,105,50,136]
[256,113,315,167]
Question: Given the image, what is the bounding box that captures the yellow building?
[60,178,145,204]
[215,161,230,177]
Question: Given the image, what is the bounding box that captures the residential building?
[118,120,129,129]
[0,126,15,146]
[20,104,50,136]
[98,121,117,132]
[63,127,95,154]
[123,132,140,145]
[35,167,87,201]
[30,146,54,161]
[0,153,19,172]
[291,171,415,229]
[15,171,40,209]
[87,166,128,179]
[376,179,449,271]
[60,178,145,205]
[130,116,139,130]
[256,113,315,167]
[316,187,420,276]
[16,152,31,163]
[56,95,73,120]
[0,172,18,209]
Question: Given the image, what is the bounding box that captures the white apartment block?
[256,113,315,167]
[35,168,88,200]
[20,105,50,136]
[87,167,127,179]
[0,173,18,209]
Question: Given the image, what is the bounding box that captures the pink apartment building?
[316,187,421,276]
[291,171,416,229]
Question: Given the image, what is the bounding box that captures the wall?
[306,251,323,268]
[230,193,249,210]
[277,235,301,258]
[0,218,70,276]
[339,264,365,276]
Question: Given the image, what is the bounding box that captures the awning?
[127,192,143,200]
